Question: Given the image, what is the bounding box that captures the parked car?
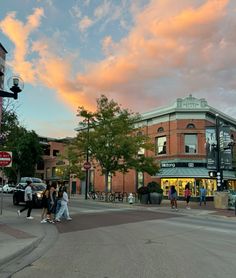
[19,177,43,183]
[13,182,46,207]
[3,184,16,193]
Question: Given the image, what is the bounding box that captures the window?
[43,145,50,156]
[187,123,195,129]
[156,136,167,155]
[185,134,197,153]
[53,150,59,156]
[157,127,164,133]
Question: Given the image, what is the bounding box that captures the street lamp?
[0,76,24,99]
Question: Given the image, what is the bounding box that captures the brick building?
[36,136,69,182]
[87,95,236,197]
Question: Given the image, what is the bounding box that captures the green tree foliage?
[0,106,42,183]
[75,95,159,192]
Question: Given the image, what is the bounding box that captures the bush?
[137,186,149,195]
[147,181,163,194]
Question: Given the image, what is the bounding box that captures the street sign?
[0,151,12,167]
[83,161,91,170]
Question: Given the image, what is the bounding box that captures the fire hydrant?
[128,193,134,204]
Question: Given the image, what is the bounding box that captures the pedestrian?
[199,186,207,206]
[55,184,64,215]
[17,180,34,219]
[40,182,50,223]
[168,185,178,211]
[47,182,57,223]
[184,183,192,209]
[55,186,72,222]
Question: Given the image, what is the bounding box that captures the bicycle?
[87,191,98,200]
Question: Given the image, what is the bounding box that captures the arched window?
[186,123,195,129]
[157,127,164,133]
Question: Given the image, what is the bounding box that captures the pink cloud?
[2,0,236,118]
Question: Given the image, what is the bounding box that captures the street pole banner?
[0,151,12,167]
[205,127,217,169]
[220,126,232,170]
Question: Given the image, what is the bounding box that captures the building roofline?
[140,94,236,126]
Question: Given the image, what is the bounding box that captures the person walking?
[47,182,57,223]
[40,182,50,223]
[17,180,34,219]
[199,186,207,206]
[168,185,178,211]
[55,186,72,222]
[184,183,192,209]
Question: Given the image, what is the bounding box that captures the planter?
[150,192,162,204]
[140,193,149,204]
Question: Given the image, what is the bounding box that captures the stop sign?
[0,151,12,167]
[83,161,91,170]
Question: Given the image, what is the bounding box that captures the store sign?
[161,163,175,168]
[161,162,205,168]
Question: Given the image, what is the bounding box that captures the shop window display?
[161,178,216,197]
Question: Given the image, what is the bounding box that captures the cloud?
[78,16,94,32]
[0,8,44,82]
[2,0,236,119]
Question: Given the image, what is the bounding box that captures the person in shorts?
[168,185,178,211]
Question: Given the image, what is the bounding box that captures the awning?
[155,167,236,179]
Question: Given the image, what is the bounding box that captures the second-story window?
[185,134,197,153]
[156,136,167,155]
[53,150,59,156]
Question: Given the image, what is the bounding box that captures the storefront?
[158,162,236,197]
[161,177,216,197]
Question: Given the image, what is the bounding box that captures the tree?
[0,104,42,183]
[75,95,159,193]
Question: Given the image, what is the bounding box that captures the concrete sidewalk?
[0,196,235,277]
[0,209,57,278]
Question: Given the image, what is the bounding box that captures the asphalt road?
[2,194,236,278]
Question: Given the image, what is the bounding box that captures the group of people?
[17,180,72,223]
[168,183,207,210]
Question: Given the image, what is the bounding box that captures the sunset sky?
[1,0,236,138]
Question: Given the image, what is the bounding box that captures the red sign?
[83,161,91,170]
[0,151,12,167]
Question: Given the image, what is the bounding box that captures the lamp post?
[0,76,23,99]
[84,117,90,200]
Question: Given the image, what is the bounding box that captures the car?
[19,177,43,183]
[13,182,46,207]
[3,184,16,193]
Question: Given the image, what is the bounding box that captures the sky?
[1,0,236,138]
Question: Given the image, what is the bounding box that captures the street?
[1,194,236,278]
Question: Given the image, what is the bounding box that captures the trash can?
[214,191,229,209]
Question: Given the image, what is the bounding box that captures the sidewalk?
[0,209,57,278]
[0,196,235,277]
